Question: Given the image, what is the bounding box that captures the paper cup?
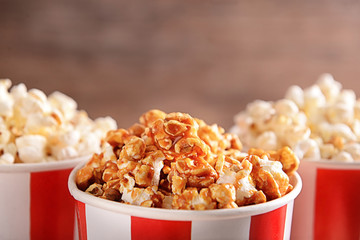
[69,163,302,240]
[291,159,360,240]
[0,156,90,240]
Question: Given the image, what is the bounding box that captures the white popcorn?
[15,135,47,163]
[121,186,157,206]
[0,80,117,164]
[53,146,79,160]
[326,103,354,125]
[10,83,27,100]
[343,143,360,161]
[255,131,278,151]
[274,99,299,118]
[303,85,327,124]
[319,144,338,159]
[58,130,81,147]
[304,85,326,109]
[231,164,257,202]
[351,120,360,140]
[231,113,255,149]
[233,73,360,162]
[0,79,14,117]
[120,174,136,193]
[0,122,11,145]
[217,169,237,185]
[284,126,311,148]
[72,111,94,133]
[77,133,102,156]
[319,123,356,142]
[151,155,165,186]
[332,151,354,162]
[102,143,117,162]
[285,85,304,108]
[317,73,342,103]
[3,143,17,156]
[18,89,51,116]
[337,89,356,107]
[354,100,360,119]
[24,113,58,135]
[236,175,258,202]
[48,91,77,121]
[0,153,14,164]
[94,117,117,133]
[247,100,274,124]
[294,139,321,159]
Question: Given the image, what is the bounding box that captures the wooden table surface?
[1,0,360,130]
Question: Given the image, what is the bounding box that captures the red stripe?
[250,205,287,240]
[76,201,88,240]
[30,168,75,240]
[131,216,191,240]
[314,169,360,240]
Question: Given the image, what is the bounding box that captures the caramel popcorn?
[233,73,360,162]
[76,110,298,210]
[0,79,117,164]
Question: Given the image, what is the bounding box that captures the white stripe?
[291,161,317,240]
[283,201,294,240]
[86,204,131,240]
[0,172,30,240]
[191,217,251,240]
[74,213,79,240]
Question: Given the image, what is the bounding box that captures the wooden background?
[1,0,360,130]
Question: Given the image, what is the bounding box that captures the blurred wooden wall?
[1,0,360,130]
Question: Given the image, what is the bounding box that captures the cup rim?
[301,158,360,169]
[68,161,302,221]
[0,155,91,173]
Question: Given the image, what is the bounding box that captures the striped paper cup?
[68,163,302,240]
[0,156,90,240]
[291,159,360,240]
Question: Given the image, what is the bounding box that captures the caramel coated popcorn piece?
[248,146,299,176]
[76,110,297,210]
[247,155,291,200]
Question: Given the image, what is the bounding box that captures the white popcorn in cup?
[15,135,47,163]
[232,74,360,239]
[0,79,117,240]
[0,79,117,164]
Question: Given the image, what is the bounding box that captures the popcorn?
[317,73,342,103]
[343,143,360,160]
[0,153,14,164]
[0,79,14,117]
[233,73,360,162]
[76,110,298,210]
[15,135,47,163]
[332,151,353,163]
[233,99,310,151]
[255,131,278,150]
[48,91,77,121]
[0,80,117,164]
[285,85,304,108]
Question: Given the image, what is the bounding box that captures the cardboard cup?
[69,163,302,240]
[291,159,360,240]
[0,156,90,240]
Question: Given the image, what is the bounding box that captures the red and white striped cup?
[69,163,302,240]
[0,156,90,240]
[291,159,360,240]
